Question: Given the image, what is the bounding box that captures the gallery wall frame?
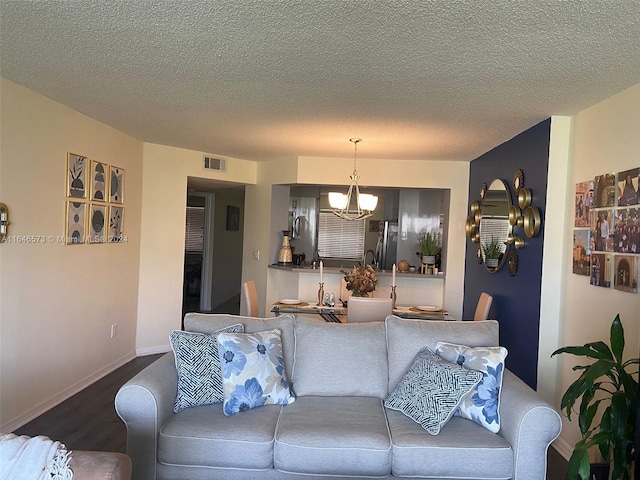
[88,203,106,243]
[109,205,124,243]
[90,159,109,202]
[109,165,125,204]
[67,153,87,199]
[64,153,126,245]
[65,201,86,245]
[574,168,640,294]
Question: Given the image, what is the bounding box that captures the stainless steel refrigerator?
[375,221,398,270]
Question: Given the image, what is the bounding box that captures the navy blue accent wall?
[463,119,551,389]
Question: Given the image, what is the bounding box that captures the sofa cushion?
[158,403,281,470]
[217,329,295,415]
[169,324,244,412]
[435,342,508,433]
[385,316,499,393]
[184,313,296,377]
[386,409,513,479]
[384,347,482,435]
[292,317,388,398]
[274,396,392,477]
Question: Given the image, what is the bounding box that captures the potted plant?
[418,233,441,265]
[482,236,502,268]
[551,314,638,480]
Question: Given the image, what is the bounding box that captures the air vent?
[203,156,226,172]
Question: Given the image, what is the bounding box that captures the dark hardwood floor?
[14,354,163,453]
[13,349,569,479]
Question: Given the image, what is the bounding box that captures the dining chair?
[473,292,493,321]
[347,297,393,323]
[243,280,259,317]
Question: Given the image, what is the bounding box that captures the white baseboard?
[552,436,573,461]
[136,344,171,357]
[1,351,136,434]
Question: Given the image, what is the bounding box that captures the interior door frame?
[189,191,214,311]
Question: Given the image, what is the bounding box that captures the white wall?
[136,143,256,354]
[549,83,640,458]
[0,78,143,432]
[211,192,245,308]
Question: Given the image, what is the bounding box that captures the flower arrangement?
[341,264,378,297]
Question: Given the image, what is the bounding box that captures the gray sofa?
[115,314,561,480]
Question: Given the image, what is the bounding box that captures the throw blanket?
[0,434,73,480]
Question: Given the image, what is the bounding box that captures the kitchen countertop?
[268,263,445,278]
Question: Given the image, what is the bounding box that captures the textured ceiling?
[1,1,639,162]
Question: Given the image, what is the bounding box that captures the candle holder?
[390,286,397,309]
[317,282,325,306]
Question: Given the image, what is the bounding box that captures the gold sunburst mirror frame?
[466,170,543,275]
[0,203,8,243]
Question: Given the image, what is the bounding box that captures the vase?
[486,258,499,268]
[351,290,372,297]
[278,230,293,264]
[422,255,435,265]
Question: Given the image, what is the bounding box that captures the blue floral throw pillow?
[169,324,244,413]
[435,342,508,433]
[217,329,295,415]
[384,347,483,435]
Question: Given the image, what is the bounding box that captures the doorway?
[182,179,245,316]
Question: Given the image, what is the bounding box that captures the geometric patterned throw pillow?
[384,347,483,435]
[217,329,295,416]
[169,324,244,413]
[435,342,508,433]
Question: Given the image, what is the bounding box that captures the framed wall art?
[226,205,239,231]
[109,205,124,243]
[67,153,87,199]
[589,253,611,288]
[593,173,616,208]
[574,180,593,227]
[88,203,106,243]
[613,255,638,293]
[617,168,639,206]
[109,166,125,204]
[572,229,591,276]
[90,159,108,202]
[65,201,86,244]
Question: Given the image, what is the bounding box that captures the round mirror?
[479,179,512,272]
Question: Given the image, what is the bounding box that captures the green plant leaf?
[582,359,618,386]
[610,314,625,364]
[610,393,630,445]
[598,411,612,461]
[567,449,590,480]
[552,344,612,360]
[579,398,601,435]
[586,341,614,360]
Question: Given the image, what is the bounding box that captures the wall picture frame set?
[65,152,125,245]
[573,168,640,294]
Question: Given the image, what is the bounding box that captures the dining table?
[271,301,454,322]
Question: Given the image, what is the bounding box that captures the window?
[317,212,365,260]
[185,206,205,253]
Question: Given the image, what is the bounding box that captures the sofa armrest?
[115,352,176,480]
[498,369,562,480]
[70,451,131,480]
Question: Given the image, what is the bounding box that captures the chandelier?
[329,138,378,220]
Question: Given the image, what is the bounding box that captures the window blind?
[317,212,365,260]
[479,218,509,256]
[185,206,205,253]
